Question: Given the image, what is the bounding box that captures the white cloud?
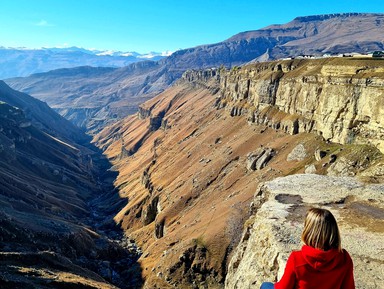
[35,20,54,27]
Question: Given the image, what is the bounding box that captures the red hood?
[301,245,343,271]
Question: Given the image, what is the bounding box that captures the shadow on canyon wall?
[0,115,144,288]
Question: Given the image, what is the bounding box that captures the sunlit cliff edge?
[215,57,384,154]
[93,57,384,288]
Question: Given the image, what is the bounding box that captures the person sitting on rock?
[260,207,355,289]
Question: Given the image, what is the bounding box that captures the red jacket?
[274,245,355,289]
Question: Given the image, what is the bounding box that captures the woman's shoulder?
[341,249,353,264]
[288,249,307,266]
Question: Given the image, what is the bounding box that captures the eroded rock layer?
[216,58,384,153]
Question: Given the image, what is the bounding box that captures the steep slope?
[0,85,142,288]
[6,13,384,133]
[93,58,383,288]
[0,80,87,143]
[0,47,166,79]
[6,61,170,133]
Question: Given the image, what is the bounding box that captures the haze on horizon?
[1,0,383,53]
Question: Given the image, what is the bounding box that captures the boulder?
[287,143,307,161]
[304,164,317,174]
[247,148,275,171]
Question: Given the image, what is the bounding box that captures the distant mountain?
[6,13,384,133]
[162,13,384,70]
[0,46,170,79]
[6,61,172,133]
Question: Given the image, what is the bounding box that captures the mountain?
[0,82,143,288]
[92,58,384,288]
[6,61,172,134]
[0,46,169,79]
[161,13,384,69]
[5,13,384,134]
[0,80,88,143]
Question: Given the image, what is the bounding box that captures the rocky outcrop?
[287,144,307,161]
[246,148,275,171]
[225,174,384,289]
[216,58,384,153]
[182,69,220,87]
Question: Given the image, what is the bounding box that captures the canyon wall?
[215,58,384,154]
[0,83,143,288]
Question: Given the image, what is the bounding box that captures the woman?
[261,207,355,289]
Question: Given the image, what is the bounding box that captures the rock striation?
[225,174,384,289]
[215,58,384,154]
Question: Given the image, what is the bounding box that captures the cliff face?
[217,58,384,154]
[94,58,383,288]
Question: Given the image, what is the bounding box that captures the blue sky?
[1,0,382,53]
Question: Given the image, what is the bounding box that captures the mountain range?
[6,13,384,134]
[0,46,169,79]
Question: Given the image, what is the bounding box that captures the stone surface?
[225,174,384,289]
[304,164,317,174]
[287,144,307,161]
[246,148,275,171]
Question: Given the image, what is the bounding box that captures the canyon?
[93,57,383,288]
[0,82,142,288]
[2,56,384,288]
[1,12,383,289]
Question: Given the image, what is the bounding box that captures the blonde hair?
[301,208,341,251]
